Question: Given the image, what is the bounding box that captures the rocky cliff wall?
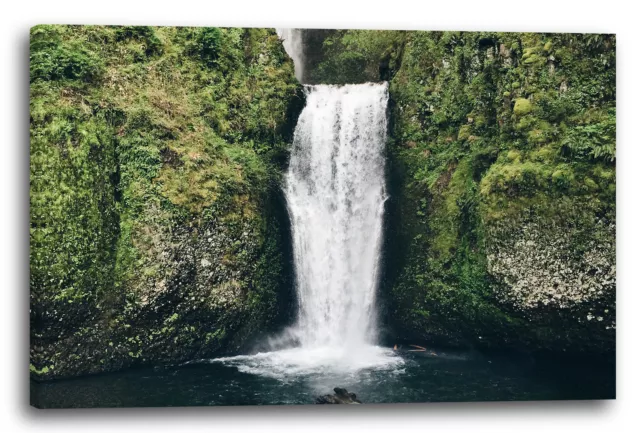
[30,25,303,379]
[310,30,616,353]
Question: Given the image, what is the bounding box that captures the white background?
[1,0,638,431]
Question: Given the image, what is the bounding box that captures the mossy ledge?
[30,25,303,380]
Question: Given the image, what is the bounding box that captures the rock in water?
[315,387,362,404]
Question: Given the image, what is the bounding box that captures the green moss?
[513,98,533,116]
[506,150,521,161]
[205,329,227,344]
[30,364,53,375]
[584,177,598,190]
[531,145,555,162]
[527,120,553,144]
[523,54,545,66]
[457,124,472,141]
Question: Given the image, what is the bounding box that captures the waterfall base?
[209,345,403,381]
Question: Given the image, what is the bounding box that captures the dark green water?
[31,349,614,408]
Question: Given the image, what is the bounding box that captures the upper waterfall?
[276,28,304,81]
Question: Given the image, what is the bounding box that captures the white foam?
[212,345,403,381]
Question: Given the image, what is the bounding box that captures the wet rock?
[315,387,362,404]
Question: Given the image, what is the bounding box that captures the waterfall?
[276,28,304,81]
[212,82,401,379]
[285,83,389,350]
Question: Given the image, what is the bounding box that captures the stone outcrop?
[316,388,362,404]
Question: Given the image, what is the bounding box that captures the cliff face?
[30,25,302,379]
[311,30,616,353]
[30,27,616,380]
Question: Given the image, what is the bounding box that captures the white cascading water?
[286,83,388,349]
[276,28,304,82]
[210,83,402,379]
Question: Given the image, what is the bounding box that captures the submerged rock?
[315,387,362,404]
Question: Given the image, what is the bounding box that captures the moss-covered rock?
[388,31,614,353]
[308,29,615,354]
[30,25,302,380]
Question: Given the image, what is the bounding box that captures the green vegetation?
[30,25,301,379]
[30,26,616,380]
[311,30,407,83]
[312,30,616,352]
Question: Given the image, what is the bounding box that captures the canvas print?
[30,26,616,408]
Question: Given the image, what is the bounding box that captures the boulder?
[315,387,362,404]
